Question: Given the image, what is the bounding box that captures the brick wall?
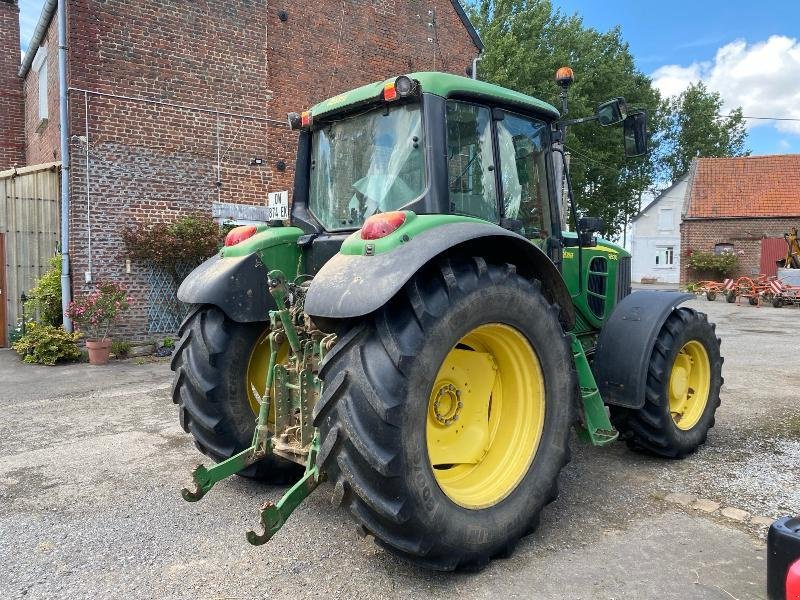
[0,0,25,170]
[22,15,61,165]
[61,0,479,340]
[680,217,800,283]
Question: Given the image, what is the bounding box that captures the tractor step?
[570,335,619,446]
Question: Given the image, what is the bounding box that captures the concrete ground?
[1,297,798,599]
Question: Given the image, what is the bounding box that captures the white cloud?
[652,35,800,135]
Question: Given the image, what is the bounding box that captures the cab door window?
[445,101,498,222]
[496,113,552,246]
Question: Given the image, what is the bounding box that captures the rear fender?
[177,226,303,323]
[304,221,575,331]
[593,291,694,409]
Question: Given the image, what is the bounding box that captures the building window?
[655,246,674,267]
[714,243,734,254]
[657,207,673,231]
[32,47,48,121]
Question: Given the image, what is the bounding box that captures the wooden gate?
[761,237,788,277]
[0,162,61,346]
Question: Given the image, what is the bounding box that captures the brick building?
[2,0,481,342]
[680,155,800,283]
[0,1,24,168]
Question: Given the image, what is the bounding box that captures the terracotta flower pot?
[86,339,112,365]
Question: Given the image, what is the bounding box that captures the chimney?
[0,0,25,170]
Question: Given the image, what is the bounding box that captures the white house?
[629,174,689,284]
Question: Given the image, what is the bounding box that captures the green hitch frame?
[180,268,325,544]
[570,334,619,446]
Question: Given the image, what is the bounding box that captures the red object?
[301,111,312,127]
[225,225,257,246]
[383,81,397,101]
[761,237,788,277]
[788,558,800,599]
[361,211,406,240]
[555,66,574,86]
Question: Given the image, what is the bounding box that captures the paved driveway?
[1,297,797,599]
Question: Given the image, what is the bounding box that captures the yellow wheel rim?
[668,340,711,430]
[245,329,288,422]
[426,323,545,509]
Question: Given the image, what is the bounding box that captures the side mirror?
[623,111,648,157]
[596,97,627,127]
[578,216,604,247]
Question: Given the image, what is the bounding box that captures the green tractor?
[172,70,723,570]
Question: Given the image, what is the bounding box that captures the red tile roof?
[685,155,800,218]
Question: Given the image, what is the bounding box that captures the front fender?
[593,290,694,409]
[304,221,575,330]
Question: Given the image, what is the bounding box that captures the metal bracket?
[570,334,618,446]
[246,435,322,545]
[181,446,261,502]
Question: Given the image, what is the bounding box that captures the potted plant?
[66,280,131,365]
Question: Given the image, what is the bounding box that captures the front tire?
[313,256,576,570]
[613,308,723,458]
[171,306,300,482]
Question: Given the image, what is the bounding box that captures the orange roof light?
[383,81,398,101]
[556,66,574,88]
[301,111,312,128]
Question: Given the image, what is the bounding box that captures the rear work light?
[384,76,417,102]
[360,211,406,240]
[225,225,257,246]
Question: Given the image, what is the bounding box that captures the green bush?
[111,340,132,359]
[162,336,175,349]
[8,320,26,345]
[26,254,63,325]
[686,250,739,276]
[12,322,82,365]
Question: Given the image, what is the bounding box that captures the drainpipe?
[471,54,483,80]
[57,0,72,331]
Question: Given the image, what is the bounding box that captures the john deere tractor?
[171,70,723,570]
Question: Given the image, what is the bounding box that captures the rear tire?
[726,291,736,303]
[773,297,784,308]
[313,256,576,570]
[171,306,301,482]
[748,296,759,306]
[705,291,716,301]
[612,308,723,458]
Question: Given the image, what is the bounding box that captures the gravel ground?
[1,296,797,599]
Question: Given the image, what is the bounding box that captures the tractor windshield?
[309,103,425,231]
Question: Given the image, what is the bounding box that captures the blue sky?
[19,0,800,155]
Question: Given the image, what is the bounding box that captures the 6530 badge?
[267,191,290,221]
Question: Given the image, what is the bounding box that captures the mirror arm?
[559,114,600,127]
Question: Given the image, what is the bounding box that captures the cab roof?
[310,72,560,121]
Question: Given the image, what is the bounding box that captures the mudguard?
[304,221,575,330]
[177,253,274,323]
[593,290,694,409]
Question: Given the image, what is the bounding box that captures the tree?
[469,0,664,237]
[658,82,749,181]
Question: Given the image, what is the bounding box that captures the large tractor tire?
[171,306,301,482]
[313,256,576,570]
[612,308,723,458]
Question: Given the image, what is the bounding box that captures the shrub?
[25,254,63,325]
[122,214,224,277]
[686,250,739,276]
[8,320,26,345]
[13,322,82,365]
[162,336,175,349]
[111,340,132,359]
[66,280,131,341]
